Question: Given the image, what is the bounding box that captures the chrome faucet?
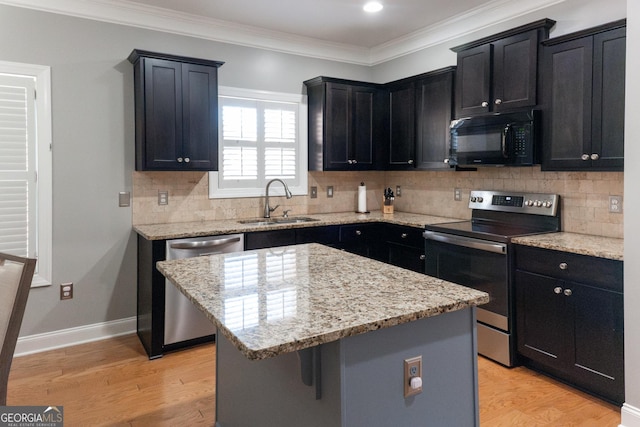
[263,179,293,218]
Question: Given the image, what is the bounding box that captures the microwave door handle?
[502,124,511,158]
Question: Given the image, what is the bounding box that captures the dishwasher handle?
[423,231,507,254]
[169,236,241,250]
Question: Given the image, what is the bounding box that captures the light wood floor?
[7,334,621,426]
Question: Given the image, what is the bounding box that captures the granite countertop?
[157,243,489,361]
[512,232,623,261]
[134,211,459,240]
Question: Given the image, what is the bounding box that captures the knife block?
[382,196,394,214]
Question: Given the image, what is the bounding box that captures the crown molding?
[370,0,566,65]
[0,0,566,66]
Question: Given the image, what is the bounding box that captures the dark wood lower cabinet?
[515,245,624,404]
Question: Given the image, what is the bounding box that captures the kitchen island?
[157,243,489,427]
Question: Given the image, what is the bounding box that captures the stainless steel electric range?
[423,190,561,366]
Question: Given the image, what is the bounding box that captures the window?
[0,61,52,287]
[208,87,307,198]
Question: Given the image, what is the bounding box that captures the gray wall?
[625,0,639,419]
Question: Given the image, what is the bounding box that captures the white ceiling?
[124,0,494,48]
[0,0,565,64]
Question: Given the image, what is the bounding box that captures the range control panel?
[469,190,559,216]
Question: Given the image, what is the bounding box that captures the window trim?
[0,61,52,287]
[209,86,308,199]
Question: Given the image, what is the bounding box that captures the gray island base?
[157,243,489,427]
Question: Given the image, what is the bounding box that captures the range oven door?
[423,231,514,366]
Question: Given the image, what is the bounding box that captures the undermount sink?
[238,217,319,226]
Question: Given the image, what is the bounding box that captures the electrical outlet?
[396,186,402,197]
[609,196,622,213]
[404,356,423,397]
[60,282,73,300]
[158,190,168,205]
[310,186,317,199]
[327,186,334,198]
[454,188,462,201]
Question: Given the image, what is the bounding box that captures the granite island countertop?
[512,232,623,261]
[134,211,459,240]
[157,243,489,361]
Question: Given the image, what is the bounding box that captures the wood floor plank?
[6,335,621,426]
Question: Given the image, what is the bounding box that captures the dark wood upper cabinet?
[451,19,555,118]
[129,50,223,171]
[304,77,385,171]
[541,20,626,171]
[385,67,455,170]
[415,69,455,169]
[386,80,416,168]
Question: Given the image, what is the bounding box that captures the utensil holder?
[383,196,394,214]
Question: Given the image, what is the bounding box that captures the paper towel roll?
[357,182,367,213]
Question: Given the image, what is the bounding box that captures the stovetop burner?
[425,190,561,243]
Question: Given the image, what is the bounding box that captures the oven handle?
[423,231,507,254]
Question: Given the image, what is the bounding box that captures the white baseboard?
[14,316,137,357]
[621,403,640,427]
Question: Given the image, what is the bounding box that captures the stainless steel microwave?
[447,110,540,167]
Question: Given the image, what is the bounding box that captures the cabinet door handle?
[581,154,590,161]
[177,157,183,163]
[355,230,362,236]
[184,157,190,163]
[401,233,408,239]
[554,287,563,294]
[481,101,489,107]
[564,288,573,297]
[352,159,358,164]
[591,153,600,160]
[419,255,426,260]
[408,160,414,164]
[494,98,502,105]
[347,160,353,164]
[559,262,568,270]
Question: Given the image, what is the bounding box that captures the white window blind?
[0,75,36,258]
[219,97,298,187]
[209,87,307,199]
[0,61,52,288]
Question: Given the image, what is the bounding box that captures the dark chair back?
[0,252,36,405]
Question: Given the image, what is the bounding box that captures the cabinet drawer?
[385,224,424,248]
[339,223,382,243]
[515,245,622,292]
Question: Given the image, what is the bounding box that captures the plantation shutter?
[0,74,36,257]
[219,96,298,189]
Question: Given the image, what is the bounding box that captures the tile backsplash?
[132,166,623,239]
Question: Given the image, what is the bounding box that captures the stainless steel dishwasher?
[165,234,244,347]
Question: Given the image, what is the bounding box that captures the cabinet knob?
[184,157,190,163]
[481,101,489,108]
[494,99,502,105]
[177,157,183,163]
[408,159,414,164]
[564,288,573,297]
[419,255,426,260]
[347,160,353,164]
[581,154,590,161]
[559,262,568,270]
[352,159,358,164]
[554,287,563,294]
[355,230,362,236]
[401,233,408,239]
[591,153,599,160]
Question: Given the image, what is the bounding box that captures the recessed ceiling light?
[363,1,383,13]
